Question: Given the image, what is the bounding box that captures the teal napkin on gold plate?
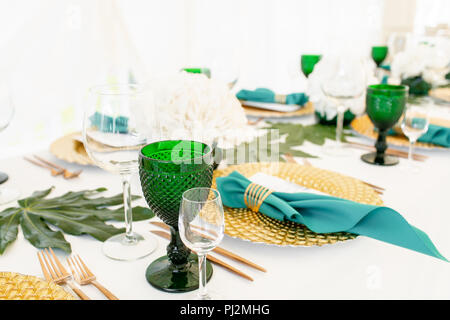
[417,124,450,147]
[389,123,450,148]
[237,88,308,106]
[216,171,447,261]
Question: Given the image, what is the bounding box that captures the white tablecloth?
[1,116,449,300]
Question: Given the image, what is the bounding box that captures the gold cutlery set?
[37,248,118,300]
[24,155,82,179]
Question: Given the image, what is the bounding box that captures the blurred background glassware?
[371,46,389,67]
[83,83,157,261]
[361,84,408,166]
[139,140,214,293]
[320,55,367,156]
[0,75,20,204]
[401,98,430,172]
[301,54,321,78]
[179,187,224,300]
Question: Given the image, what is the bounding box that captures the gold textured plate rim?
[351,114,448,150]
[429,87,450,104]
[242,101,314,118]
[212,162,383,247]
[0,272,76,300]
[50,132,93,165]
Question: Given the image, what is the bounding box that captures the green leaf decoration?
[221,122,352,163]
[0,187,154,254]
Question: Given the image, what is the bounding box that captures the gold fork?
[67,254,119,300]
[37,248,90,300]
[33,155,82,179]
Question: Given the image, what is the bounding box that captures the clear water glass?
[179,188,224,300]
[321,55,366,156]
[401,102,430,172]
[83,84,157,260]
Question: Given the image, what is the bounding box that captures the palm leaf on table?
[0,187,154,254]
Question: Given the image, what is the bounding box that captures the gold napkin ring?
[274,94,287,104]
[244,183,273,213]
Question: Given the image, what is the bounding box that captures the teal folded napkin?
[389,124,450,148]
[89,112,128,134]
[216,171,447,261]
[236,88,308,106]
[418,124,450,147]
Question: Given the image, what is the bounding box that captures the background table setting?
[1,0,450,301]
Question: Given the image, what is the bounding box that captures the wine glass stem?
[408,140,415,165]
[121,173,134,242]
[336,106,345,146]
[197,253,208,299]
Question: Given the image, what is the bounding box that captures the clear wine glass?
[83,84,158,261]
[321,55,366,156]
[401,99,430,173]
[179,187,224,300]
[0,76,20,204]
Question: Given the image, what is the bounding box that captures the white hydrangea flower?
[391,42,450,86]
[138,72,257,149]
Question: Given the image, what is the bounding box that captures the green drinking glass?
[301,54,321,78]
[361,84,408,166]
[371,46,388,67]
[139,140,215,292]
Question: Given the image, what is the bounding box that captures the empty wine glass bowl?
[83,83,158,261]
[401,100,430,173]
[320,55,366,156]
[179,187,224,300]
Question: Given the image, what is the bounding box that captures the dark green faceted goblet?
[301,54,321,78]
[371,46,388,67]
[361,84,408,166]
[139,140,214,292]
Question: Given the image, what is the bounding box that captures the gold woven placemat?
[242,101,314,118]
[351,114,449,149]
[0,272,75,300]
[50,132,93,165]
[212,162,383,247]
[429,87,450,103]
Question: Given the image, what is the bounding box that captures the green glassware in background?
[139,140,215,292]
[371,46,388,67]
[361,84,408,166]
[182,68,211,78]
[301,54,321,78]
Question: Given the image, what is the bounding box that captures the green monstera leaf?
[0,187,154,254]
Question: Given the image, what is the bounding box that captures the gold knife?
[150,221,266,272]
[150,230,254,282]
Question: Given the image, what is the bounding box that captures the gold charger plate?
[351,114,450,149]
[242,101,314,118]
[212,162,383,247]
[429,87,450,104]
[50,132,93,165]
[0,272,75,300]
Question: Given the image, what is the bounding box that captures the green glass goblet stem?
[139,140,214,292]
[301,54,321,78]
[361,84,407,166]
